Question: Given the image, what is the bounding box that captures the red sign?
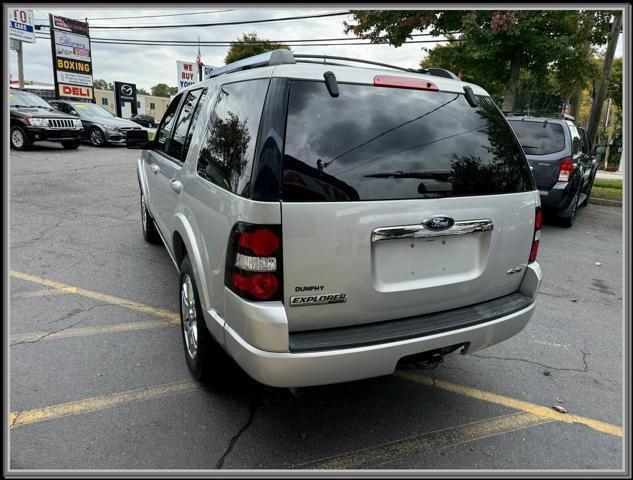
[58,83,93,99]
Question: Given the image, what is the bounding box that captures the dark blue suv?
[507,116,598,227]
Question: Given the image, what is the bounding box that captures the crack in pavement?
[215,396,262,469]
[45,303,110,324]
[471,350,591,373]
[11,217,67,247]
[10,317,88,347]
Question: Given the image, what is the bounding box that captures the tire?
[89,127,106,147]
[179,256,220,381]
[559,189,580,228]
[140,192,160,244]
[10,126,33,151]
[61,140,80,150]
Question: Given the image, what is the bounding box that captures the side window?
[166,89,204,161]
[567,122,583,155]
[196,79,270,196]
[155,93,183,153]
[183,90,208,162]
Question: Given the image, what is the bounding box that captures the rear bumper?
[539,182,575,211]
[221,263,542,388]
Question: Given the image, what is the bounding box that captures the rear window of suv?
[282,80,534,202]
[507,119,566,156]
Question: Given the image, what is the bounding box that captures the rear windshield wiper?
[365,170,452,180]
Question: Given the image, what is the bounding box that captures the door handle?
[150,164,160,174]
[170,178,182,193]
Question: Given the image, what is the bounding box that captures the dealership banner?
[50,14,94,100]
[177,61,216,90]
[9,8,36,43]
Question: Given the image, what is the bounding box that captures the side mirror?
[69,110,78,116]
[127,129,152,149]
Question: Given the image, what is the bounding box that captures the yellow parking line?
[10,271,179,323]
[394,370,623,437]
[11,319,178,344]
[297,412,552,469]
[11,287,76,299]
[10,380,201,429]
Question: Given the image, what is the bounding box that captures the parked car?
[10,88,83,151]
[48,100,141,147]
[128,50,543,388]
[129,113,157,128]
[506,115,597,227]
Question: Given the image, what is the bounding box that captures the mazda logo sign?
[422,216,455,232]
[121,85,133,96]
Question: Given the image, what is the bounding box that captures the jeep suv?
[128,50,543,388]
[10,88,83,150]
[506,115,597,227]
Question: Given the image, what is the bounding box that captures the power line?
[35,11,351,30]
[35,32,455,44]
[34,9,234,22]
[35,35,456,47]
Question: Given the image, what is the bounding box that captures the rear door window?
[283,80,534,202]
[196,79,269,196]
[508,120,565,156]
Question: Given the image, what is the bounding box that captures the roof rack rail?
[293,53,424,74]
[208,49,295,79]
[207,49,462,82]
[425,68,460,80]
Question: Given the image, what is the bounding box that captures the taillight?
[558,157,573,182]
[529,207,542,263]
[225,223,282,302]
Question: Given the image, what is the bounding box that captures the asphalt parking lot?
[9,142,624,470]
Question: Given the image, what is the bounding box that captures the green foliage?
[93,79,112,91]
[346,10,616,111]
[137,87,150,95]
[609,57,622,109]
[150,83,178,98]
[224,33,290,65]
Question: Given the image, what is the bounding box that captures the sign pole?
[17,40,24,88]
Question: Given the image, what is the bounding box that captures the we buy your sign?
[177,61,199,90]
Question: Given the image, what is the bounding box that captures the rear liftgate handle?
[170,178,182,193]
[371,219,494,243]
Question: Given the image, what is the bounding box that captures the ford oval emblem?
[422,216,455,232]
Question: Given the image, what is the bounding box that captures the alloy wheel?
[11,129,24,148]
[181,274,198,360]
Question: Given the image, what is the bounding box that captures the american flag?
[195,37,203,65]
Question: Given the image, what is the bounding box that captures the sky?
[9,7,624,92]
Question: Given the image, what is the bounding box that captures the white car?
[128,50,542,387]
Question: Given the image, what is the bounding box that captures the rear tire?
[559,189,580,228]
[10,126,33,151]
[140,192,160,244]
[179,256,226,381]
[61,140,80,150]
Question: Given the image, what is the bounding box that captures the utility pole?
[586,14,622,147]
[17,40,24,88]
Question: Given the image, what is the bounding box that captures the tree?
[224,33,290,64]
[137,87,150,95]
[93,78,112,90]
[344,10,614,112]
[151,83,178,98]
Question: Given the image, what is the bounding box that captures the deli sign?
[50,14,94,100]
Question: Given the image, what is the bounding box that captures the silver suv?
[128,50,543,388]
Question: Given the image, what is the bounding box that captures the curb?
[589,197,622,207]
